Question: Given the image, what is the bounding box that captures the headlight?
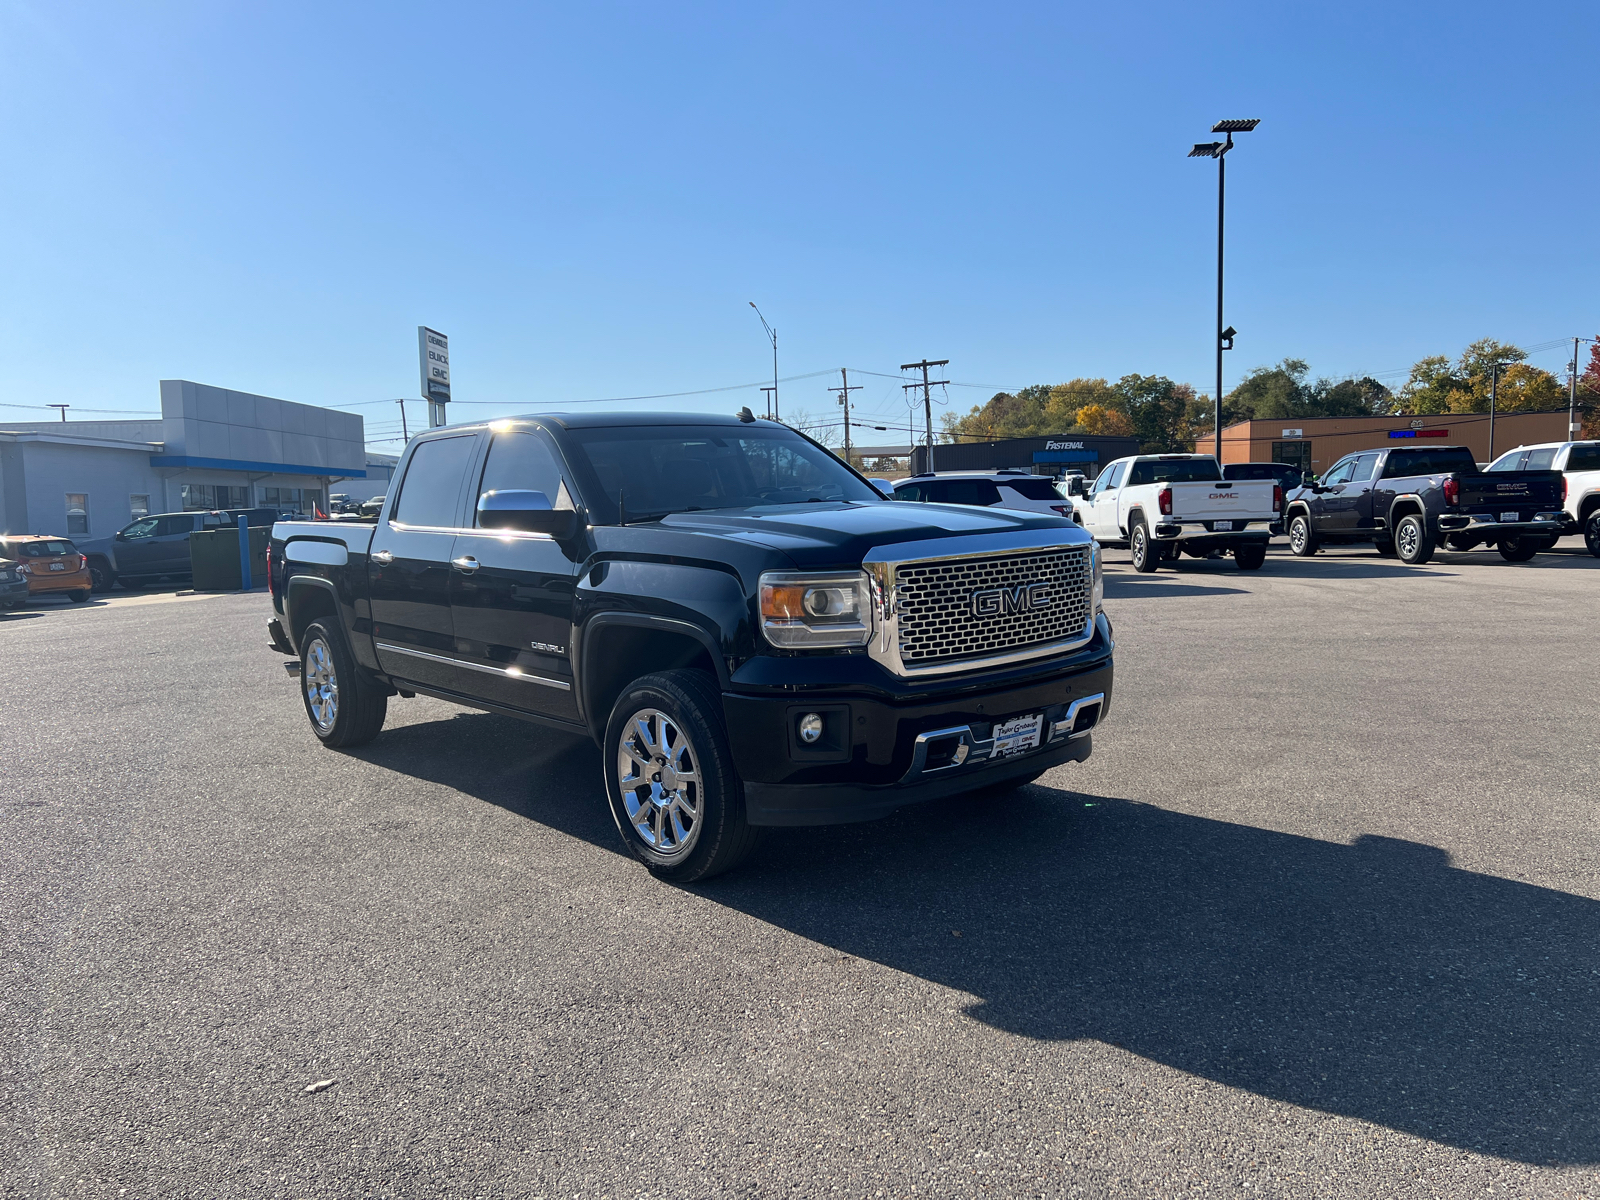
[1090,541,1103,613]
[759,570,872,648]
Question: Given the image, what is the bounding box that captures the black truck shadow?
[352,713,1599,1166]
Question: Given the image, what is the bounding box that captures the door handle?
[451,555,480,573]
[370,549,394,564]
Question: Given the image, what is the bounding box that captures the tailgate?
[1168,480,1276,521]
[1456,471,1564,511]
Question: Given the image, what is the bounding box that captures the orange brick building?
[1207,409,1574,475]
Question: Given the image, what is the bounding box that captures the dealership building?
[0,380,386,538]
[1211,409,1575,475]
[909,433,1142,476]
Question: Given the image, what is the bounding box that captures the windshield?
[563,423,881,522]
[1127,458,1222,486]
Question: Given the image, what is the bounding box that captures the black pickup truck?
[265,411,1113,881]
[1283,444,1565,565]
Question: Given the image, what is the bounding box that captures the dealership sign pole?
[419,327,450,428]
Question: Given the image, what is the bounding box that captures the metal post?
[1488,362,1500,462]
[772,330,779,422]
[397,398,409,441]
[1571,338,1581,438]
[237,514,253,591]
[1214,147,1226,464]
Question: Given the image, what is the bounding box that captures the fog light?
[798,713,824,744]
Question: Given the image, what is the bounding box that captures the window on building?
[1271,441,1312,474]
[259,487,323,515]
[180,484,249,511]
[65,493,88,535]
[129,494,150,518]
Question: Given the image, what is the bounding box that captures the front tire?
[1234,543,1267,570]
[300,620,388,747]
[1394,514,1434,565]
[1130,521,1161,573]
[604,670,757,883]
[87,560,116,593]
[1288,514,1318,557]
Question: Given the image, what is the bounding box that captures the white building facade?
[0,381,370,538]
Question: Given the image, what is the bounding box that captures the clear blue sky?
[2,1,1595,448]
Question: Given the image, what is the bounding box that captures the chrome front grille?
[894,546,1092,667]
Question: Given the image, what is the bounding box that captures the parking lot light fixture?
[1190,118,1261,463]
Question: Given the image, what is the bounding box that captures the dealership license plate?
[1500,511,1519,522]
[991,713,1043,759]
[1213,520,1233,531]
[49,562,65,570]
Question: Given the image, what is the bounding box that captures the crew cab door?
[1310,458,1356,532]
[447,427,581,721]
[368,431,482,692]
[1322,452,1379,533]
[1083,461,1127,538]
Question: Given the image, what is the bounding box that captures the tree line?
[941,337,1600,453]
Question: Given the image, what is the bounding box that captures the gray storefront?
[0,380,366,538]
[909,433,1141,477]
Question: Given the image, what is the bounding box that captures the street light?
[1190,118,1260,463]
[749,302,778,421]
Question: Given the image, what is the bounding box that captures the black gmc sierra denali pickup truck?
[266,411,1113,881]
[1283,444,1565,565]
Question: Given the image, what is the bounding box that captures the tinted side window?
[893,484,923,501]
[1487,451,1527,472]
[1002,477,1059,500]
[1524,448,1556,470]
[1384,448,1478,477]
[942,480,1002,506]
[1567,444,1600,472]
[155,516,193,537]
[1104,462,1128,489]
[1349,454,1379,482]
[1322,460,1356,486]
[395,435,478,528]
[476,431,566,526]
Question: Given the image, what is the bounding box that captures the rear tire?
[68,589,91,603]
[1496,536,1540,562]
[1130,520,1161,573]
[1586,510,1600,558]
[87,560,116,593]
[1288,514,1318,557]
[300,620,387,748]
[1234,543,1267,571]
[1394,514,1434,565]
[604,669,758,883]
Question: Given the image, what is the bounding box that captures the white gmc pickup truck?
[1070,454,1280,572]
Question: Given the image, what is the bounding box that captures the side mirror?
[477,489,578,538]
[1067,477,1087,497]
[115,531,127,541]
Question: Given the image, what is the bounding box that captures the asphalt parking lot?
[5,539,1598,1199]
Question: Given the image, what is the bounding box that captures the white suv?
[890,471,1076,517]
[1486,441,1600,556]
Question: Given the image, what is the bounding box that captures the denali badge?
[971,581,1051,617]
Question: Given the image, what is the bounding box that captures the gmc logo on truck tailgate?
[972,581,1051,617]
[1209,492,1240,499]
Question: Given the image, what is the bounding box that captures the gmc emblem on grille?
[971,581,1051,617]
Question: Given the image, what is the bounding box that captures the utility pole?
[1489,361,1503,462]
[396,398,409,442]
[760,386,776,420]
[901,358,949,471]
[47,404,69,421]
[825,366,864,464]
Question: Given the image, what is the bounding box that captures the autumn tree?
[1397,338,1564,415]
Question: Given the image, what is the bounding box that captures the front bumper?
[724,626,1113,826]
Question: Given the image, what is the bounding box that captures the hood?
[650,500,1087,569]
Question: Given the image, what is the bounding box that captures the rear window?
[1383,448,1479,477]
[394,435,479,528]
[1224,463,1301,486]
[15,540,76,557]
[1127,458,1222,486]
[1566,444,1600,472]
[999,478,1060,501]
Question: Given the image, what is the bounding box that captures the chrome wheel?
[1289,518,1308,555]
[1397,520,1420,560]
[616,708,702,861]
[304,636,339,732]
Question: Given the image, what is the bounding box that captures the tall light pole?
[749,302,778,421]
[1190,118,1260,464]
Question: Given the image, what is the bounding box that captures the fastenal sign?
[418,327,450,403]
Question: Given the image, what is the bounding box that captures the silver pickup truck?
[1069,454,1279,572]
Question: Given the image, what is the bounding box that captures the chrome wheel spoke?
[615,706,702,861]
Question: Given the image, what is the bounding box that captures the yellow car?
[0,535,94,604]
